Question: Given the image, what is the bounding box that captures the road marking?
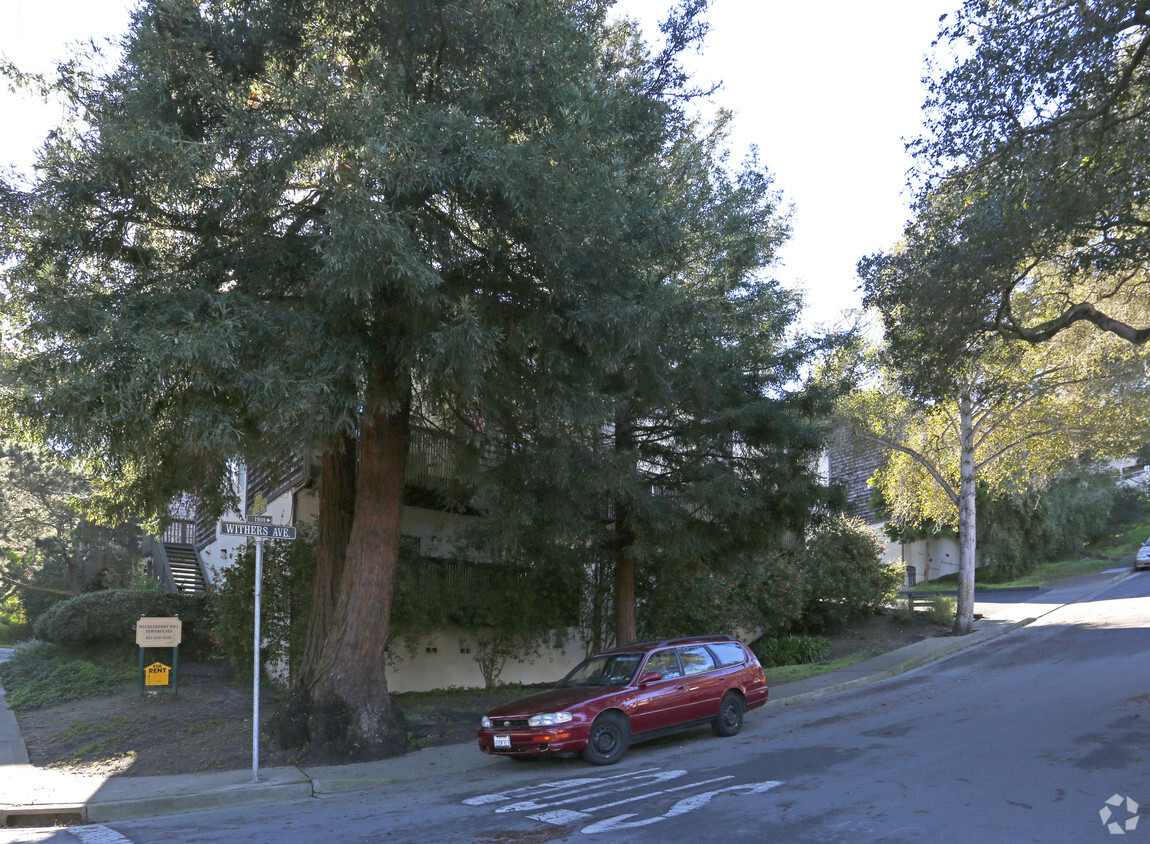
[580,775,734,812]
[463,768,663,806]
[69,827,133,844]
[579,780,784,833]
[465,768,785,835]
[495,769,688,813]
[525,775,736,826]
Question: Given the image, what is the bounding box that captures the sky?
[0,0,957,329]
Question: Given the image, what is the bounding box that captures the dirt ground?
[11,613,948,778]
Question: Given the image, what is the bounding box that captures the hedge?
[33,588,210,656]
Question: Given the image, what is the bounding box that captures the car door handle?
[675,685,686,691]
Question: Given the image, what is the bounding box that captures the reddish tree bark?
[297,434,357,687]
[271,368,410,759]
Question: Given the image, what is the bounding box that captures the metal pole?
[252,537,263,783]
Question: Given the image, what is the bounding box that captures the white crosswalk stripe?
[69,825,133,844]
[465,767,784,835]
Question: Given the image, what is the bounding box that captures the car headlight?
[481,716,493,729]
[528,712,573,727]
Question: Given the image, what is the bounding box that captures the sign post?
[220,515,298,783]
[136,616,182,697]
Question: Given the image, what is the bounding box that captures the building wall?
[386,628,587,693]
[898,536,960,584]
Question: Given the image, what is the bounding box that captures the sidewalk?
[0,563,1136,827]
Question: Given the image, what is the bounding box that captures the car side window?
[707,642,748,668]
[643,649,683,680]
[678,645,717,675]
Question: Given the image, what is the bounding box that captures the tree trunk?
[297,435,357,687]
[270,367,409,760]
[613,409,637,646]
[954,391,977,636]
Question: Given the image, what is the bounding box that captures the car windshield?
[558,653,643,687]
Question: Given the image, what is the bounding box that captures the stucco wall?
[386,628,587,693]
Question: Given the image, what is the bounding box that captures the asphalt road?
[9,572,1149,843]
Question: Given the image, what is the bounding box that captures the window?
[707,642,748,668]
[643,649,683,680]
[678,645,717,675]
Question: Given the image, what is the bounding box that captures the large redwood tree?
[0,0,716,756]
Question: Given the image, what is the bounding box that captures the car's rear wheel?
[712,691,744,737]
[583,712,630,765]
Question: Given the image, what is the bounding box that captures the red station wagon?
[476,635,769,765]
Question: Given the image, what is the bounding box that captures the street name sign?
[219,521,297,540]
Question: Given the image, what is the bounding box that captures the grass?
[911,556,1122,592]
[1091,518,1150,558]
[0,641,135,710]
[761,650,886,686]
[910,508,1150,593]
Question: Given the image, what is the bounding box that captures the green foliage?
[978,468,1120,581]
[33,589,209,657]
[0,641,131,710]
[636,567,760,641]
[208,530,315,681]
[1105,488,1149,537]
[0,589,29,645]
[635,552,806,642]
[799,515,902,632]
[12,540,74,623]
[861,0,1150,382]
[924,595,956,627]
[751,634,831,668]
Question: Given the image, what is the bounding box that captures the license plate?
[494,735,511,749]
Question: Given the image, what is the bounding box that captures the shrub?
[33,588,210,657]
[636,567,759,641]
[15,540,74,623]
[752,634,830,667]
[635,553,806,643]
[208,527,315,681]
[0,640,130,710]
[799,515,903,631]
[925,595,956,627]
[0,590,30,645]
[742,552,807,638]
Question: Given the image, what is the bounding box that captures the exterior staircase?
[164,543,208,594]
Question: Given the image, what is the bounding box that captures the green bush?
[0,590,30,645]
[636,567,758,641]
[799,515,903,632]
[33,588,210,657]
[208,528,315,681]
[979,469,1121,580]
[925,595,956,627]
[752,634,831,667]
[0,641,130,710]
[15,540,74,623]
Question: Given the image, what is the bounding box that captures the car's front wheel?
[583,712,630,765]
[712,691,744,737]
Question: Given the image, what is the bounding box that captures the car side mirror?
[637,671,662,686]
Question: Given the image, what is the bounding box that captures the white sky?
[0,0,956,329]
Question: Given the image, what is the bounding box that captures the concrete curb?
[761,617,1034,710]
[0,767,314,826]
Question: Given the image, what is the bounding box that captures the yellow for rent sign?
[145,662,171,686]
